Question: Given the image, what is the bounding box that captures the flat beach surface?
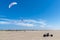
[0,30,60,40]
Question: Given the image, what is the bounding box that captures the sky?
[0,0,60,30]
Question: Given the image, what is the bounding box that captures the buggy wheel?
[50,34,53,37]
[43,34,46,37]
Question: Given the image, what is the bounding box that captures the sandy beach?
[0,30,60,40]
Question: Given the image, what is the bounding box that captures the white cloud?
[16,23,34,27]
[0,18,47,28]
[0,21,9,24]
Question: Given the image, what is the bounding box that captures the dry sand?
[0,30,60,40]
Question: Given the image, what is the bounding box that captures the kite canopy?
[9,2,17,8]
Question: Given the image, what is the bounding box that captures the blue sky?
[0,0,60,30]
